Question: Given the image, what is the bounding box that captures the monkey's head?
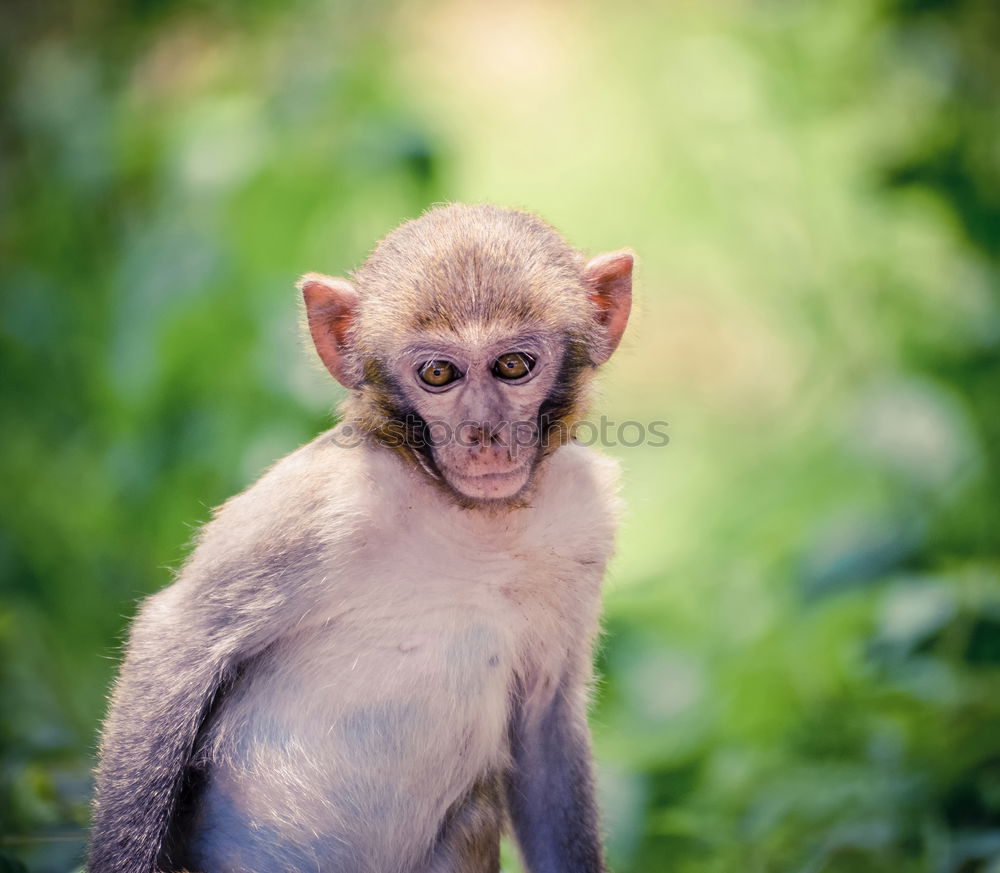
[300,204,632,507]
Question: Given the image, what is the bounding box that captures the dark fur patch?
[359,357,443,477]
[505,674,608,873]
[421,773,504,873]
[538,339,593,452]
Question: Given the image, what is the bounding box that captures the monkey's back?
[166,428,620,872]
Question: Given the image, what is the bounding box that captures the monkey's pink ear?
[584,250,633,364]
[299,273,360,388]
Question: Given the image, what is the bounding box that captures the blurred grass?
[1,0,999,871]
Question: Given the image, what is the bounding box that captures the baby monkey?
[89,204,633,873]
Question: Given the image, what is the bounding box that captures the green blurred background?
[2,0,999,870]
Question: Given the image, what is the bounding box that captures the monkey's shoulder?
[167,427,372,592]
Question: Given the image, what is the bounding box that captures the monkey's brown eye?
[492,352,535,381]
[418,360,461,387]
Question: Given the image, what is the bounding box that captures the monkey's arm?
[88,583,236,873]
[88,433,344,873]
[87,568,296,873]
[507,672,608,873]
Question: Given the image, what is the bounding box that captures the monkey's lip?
[445,463,532,498]
[448,464,529,483]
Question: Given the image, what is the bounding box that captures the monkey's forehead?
[383,323,564,362]
[354,205,585,298]
[350,203,595,344]
[353,275,594,349]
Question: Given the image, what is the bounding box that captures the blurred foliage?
[1,0,998,871]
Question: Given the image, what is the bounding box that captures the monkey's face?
[388,330,567,503]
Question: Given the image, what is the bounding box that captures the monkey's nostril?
[464,425,491,447]
[457,423,491,447]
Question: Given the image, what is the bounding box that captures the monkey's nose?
[458,421,501,448]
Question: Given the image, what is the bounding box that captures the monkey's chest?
[191,547,582,867]
[273,591,520,742]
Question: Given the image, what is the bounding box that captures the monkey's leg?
[417,773,504,873]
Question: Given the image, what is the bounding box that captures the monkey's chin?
[445,465,532,503]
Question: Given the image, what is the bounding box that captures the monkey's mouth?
[444,462,532,501]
